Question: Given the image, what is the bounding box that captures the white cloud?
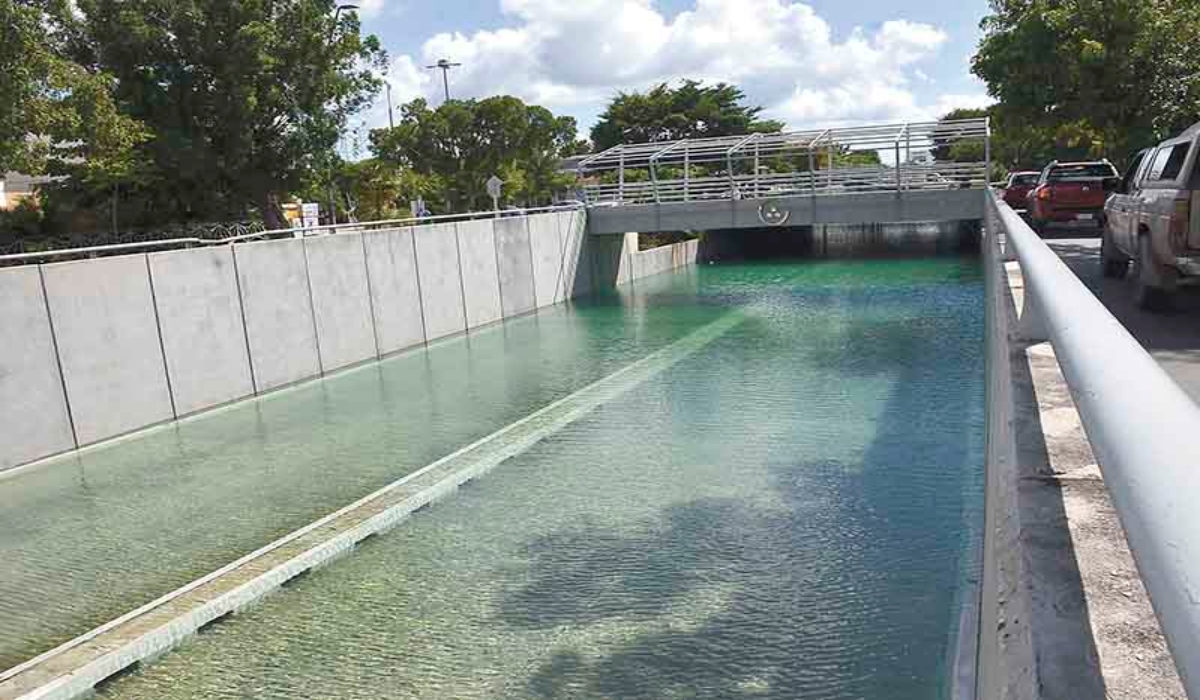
[357,0,386,18]
[361,0,970,133]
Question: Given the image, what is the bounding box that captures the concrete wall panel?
[557,210,592,298]
[148,247,254,416]
[455,219,503,328]
[234,238,322,392]
[413,223,467,340]
[528,212,567,307]
[304,234,377,371]
[362,227,425,354]
[0,267,75,469]
[494,217,536,316]
[42,256,174,445]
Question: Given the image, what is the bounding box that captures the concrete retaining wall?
[362,228,425,355]
[456,219,503,328]
[0,208,705,471]
[235,238,323,392]
[304,234,378,371]
[0,267,75,469]
[148,247,254,416]
[494,217,536,317]
[42,256,175,446]
[413,223,468,341]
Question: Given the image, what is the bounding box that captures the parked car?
[1001,171,1040,209]
[1103,123,1200,308]
[1026,160,1121,233]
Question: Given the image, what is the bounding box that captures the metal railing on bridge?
[0,202,585,266]
[986,189,1200,696]
[575,118,991,206]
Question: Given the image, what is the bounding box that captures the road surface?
[1048,235,1200,404]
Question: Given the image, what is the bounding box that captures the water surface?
[93,259,986,700]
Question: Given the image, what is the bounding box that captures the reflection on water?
[0,271,721,671]
[93,259,986,700]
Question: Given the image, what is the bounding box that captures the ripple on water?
[96,259,985,700]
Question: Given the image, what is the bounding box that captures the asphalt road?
[1047,234,1200,404]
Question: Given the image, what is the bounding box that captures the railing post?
[754,139,761,198]
[618,150,625,204]
[684,144,690,202]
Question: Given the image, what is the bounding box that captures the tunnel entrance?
[684,220,982,261]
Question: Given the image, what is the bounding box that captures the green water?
[86,259,986,700]
[0,273,727,671]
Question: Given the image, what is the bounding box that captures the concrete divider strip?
[0,309,744,700]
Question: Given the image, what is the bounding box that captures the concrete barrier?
[147,247,255,416]
[494,217,536,317]
[413,223,467,340]
[361,228,425,354]
[41,256,174,446]
[303,234,378,371]
[528,212,566,307]
[454,219,503,328]
[233,238,322,392]
[0,267,75,469]
[558,210,592,298]
[0,206,708,471]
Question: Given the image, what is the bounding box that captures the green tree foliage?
[0,0,149,183]
[973,0,1200,167]
[590,80,784,151]
[370,96,580,212]
[62,0,385,228]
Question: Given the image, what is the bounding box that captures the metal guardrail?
[0,202,585,266]
[987,189,1200,696]
[577,117,990,207]
[582,163,987,206]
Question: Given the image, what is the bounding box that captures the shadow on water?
[499,272,988,700]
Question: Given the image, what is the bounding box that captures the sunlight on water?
[88,259,986,700]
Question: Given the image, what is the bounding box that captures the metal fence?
[0,202,585,267]
[576,118,991,206]
[987,189,1200,696]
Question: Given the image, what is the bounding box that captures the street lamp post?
[425,59,462,102]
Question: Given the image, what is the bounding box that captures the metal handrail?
[0,202,586,264]
[989,189,1200,696]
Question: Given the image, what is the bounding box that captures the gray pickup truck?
[1103,122,1200,308]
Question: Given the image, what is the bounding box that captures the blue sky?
[348,0,993,149]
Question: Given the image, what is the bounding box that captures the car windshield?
[1011,174,1039,186]
[1047,163,1118,181]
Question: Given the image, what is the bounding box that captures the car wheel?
[1101,230,1128,278]
[1132,236,1170,311]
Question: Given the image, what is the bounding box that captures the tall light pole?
[425,59,461,103]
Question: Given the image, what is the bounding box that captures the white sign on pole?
[301,202,320,232]
[486,175,503,212]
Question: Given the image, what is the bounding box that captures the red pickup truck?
[1027,159,1118,234]
[1001,171,1040,210]
[1027,160,1121,234]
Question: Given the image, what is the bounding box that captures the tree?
[0,0,148,185]
[973,0,1200,166]
[370,96,580,212]
[590,80,784,151]
[70,0,385,228]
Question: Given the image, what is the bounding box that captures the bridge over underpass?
[574,118,991,234]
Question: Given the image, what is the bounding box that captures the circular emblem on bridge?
[758,200,791,227]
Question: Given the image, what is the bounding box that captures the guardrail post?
[1017,283,1050,342]
[618,151,625,205]
[684,145,690,202]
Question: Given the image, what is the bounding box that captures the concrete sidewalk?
[1005,260,1184,699]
